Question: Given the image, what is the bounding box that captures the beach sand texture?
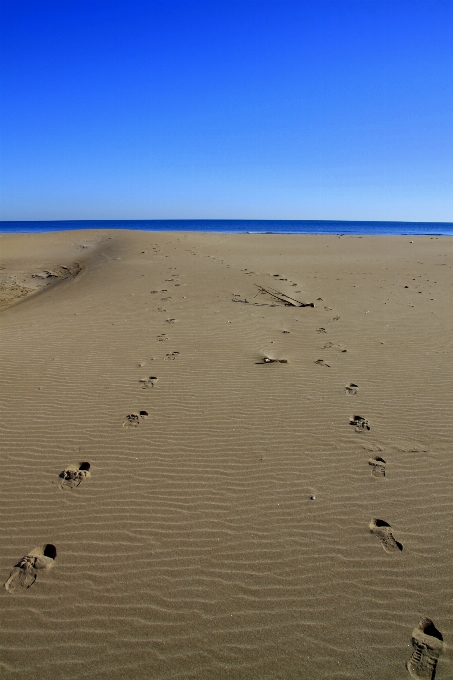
[1,230,452,679]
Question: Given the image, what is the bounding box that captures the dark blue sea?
[0,220,452,236]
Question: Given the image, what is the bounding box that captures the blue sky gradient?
[1,0,452,221]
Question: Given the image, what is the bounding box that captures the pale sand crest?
[0,230,452,679]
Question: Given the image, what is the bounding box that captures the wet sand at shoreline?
[1,230,452,679]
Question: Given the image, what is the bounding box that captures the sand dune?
[1,230,451,679]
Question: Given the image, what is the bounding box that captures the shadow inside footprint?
[4,544,57,593]
[407,618,443,680]
[123,411,148,427]
[59,462,91,489]
[315,359,330,367]
[350,415,370,431]
[369,518,403,553]
[368,456,386,477]
[345,383,358,395]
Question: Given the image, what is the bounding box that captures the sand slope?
[0,230,452,679]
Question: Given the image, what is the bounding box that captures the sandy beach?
[0,229,452,679]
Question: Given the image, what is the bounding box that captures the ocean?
[0,219,452,236]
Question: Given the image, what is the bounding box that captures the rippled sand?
[1,230,452,679]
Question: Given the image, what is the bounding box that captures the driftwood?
[254,285,314,307]
[256,357,288,364]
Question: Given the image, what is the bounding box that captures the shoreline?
[1,218,453,237]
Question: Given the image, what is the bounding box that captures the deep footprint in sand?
[407,618,443,680]
[123,411,149,427]
[139,376,158,389]
[4,544,57,593]
[315,359,330,367]
[368,456,386,477]
[59,462,91,489]
[369,518,403,553]
[345,383,358,395]
[350,415,370,431]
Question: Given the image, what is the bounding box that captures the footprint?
[345,383,358,395]
[157,334,168,341]
[350,415,370,431]
[123,411,149,427]
[406,618,443,680]
[164,351,180,361]
[59,462,91,489]
[139,376,158,389]
[5,544,57,593]
[316,327,327,334]
[314,359,330,367]
[369,518,403,553]
[368,456,386,477]
[322,342,334,349]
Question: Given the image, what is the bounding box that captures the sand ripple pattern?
[1,232,452,679]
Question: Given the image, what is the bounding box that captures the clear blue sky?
[1,0,452,221]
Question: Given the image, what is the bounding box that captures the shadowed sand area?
[0,230,452,679]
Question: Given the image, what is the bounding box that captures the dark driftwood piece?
[254,285,314,307]
[256,357,288,364]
